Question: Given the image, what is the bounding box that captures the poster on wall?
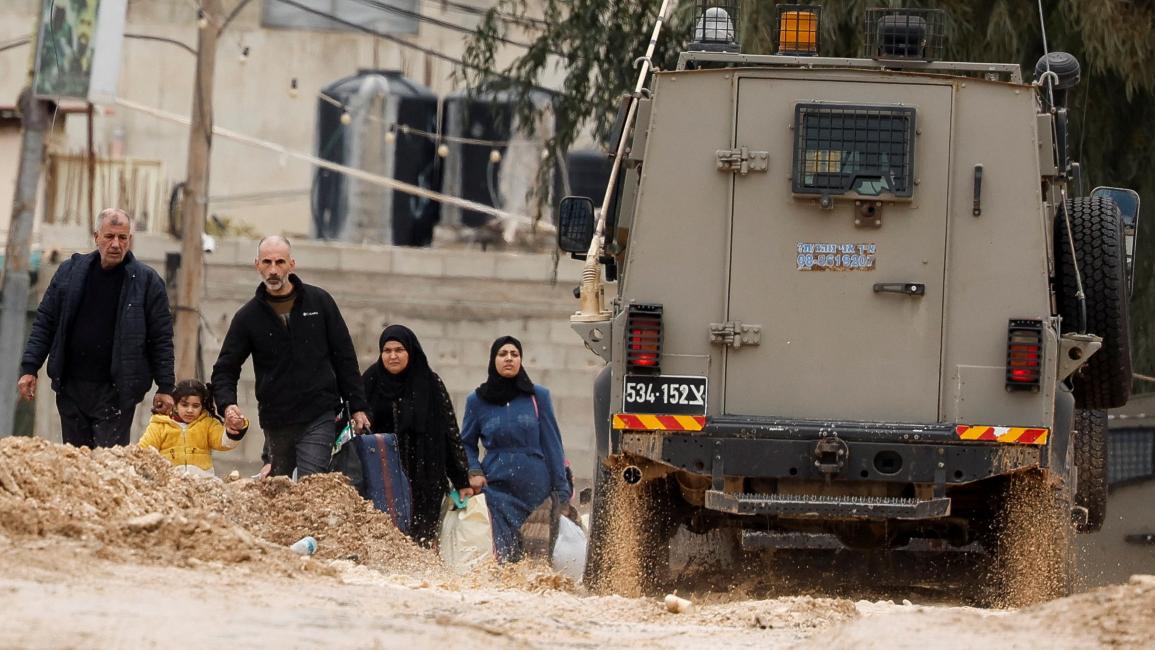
[32,0,126,103]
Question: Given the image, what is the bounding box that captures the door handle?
[873,282,925,296]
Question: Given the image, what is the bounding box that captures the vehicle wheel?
[583,462,675,596]
[981,469,1075,607]
[1055,197,1132,408]
[1072,408,1108,532]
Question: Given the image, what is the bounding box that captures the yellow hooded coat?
[139,411,247,475]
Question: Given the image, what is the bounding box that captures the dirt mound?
[1028,574,1155,646]
[0,437,433,575]
[705,596,859,629]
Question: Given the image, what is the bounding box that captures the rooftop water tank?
[313,70,440,246]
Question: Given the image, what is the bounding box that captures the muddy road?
[1,438,1151,649]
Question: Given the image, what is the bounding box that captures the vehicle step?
[704,491,951,520]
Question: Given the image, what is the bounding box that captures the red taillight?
[1006,320,1043,391]
[627,303,662,372]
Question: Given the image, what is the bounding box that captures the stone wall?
[30,230,607,479]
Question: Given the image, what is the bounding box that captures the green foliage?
[464,0,1155,386]
[462,1,693,152]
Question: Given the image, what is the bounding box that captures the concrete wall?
[29,228,609,480]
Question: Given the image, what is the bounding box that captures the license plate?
[623,375,708,415]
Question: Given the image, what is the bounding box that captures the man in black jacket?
[17,208,175,447]
[211,236,370,478]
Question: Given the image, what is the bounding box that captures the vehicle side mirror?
[1091,186,1141,295]
[558,196,595,255]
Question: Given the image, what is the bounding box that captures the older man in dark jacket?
[211,235,369,478]
[17,208,175,447]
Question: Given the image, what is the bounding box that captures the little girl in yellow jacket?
[139,379,249,478]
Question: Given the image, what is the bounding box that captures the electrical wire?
[421,0,548,29]
[0,38,31,53]
[124,33,197,55]
[209,188,310,205]
[316,91,523,148]
[348,0,537,50]
[114,95,553,233]
[1037,0,1087,334]
[270,0,562,97]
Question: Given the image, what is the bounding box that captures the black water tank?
[313,70,440,246]
[441,90,558,231]
[564,149,612,205]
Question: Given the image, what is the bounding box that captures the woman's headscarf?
[363,324,433,432]
[475,335,535,405]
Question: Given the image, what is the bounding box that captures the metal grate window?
[792,104,916,198]
[863,9,947,62]
[1108,428,1155,486]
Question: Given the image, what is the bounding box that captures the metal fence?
[1108,427,1155,486]
[44,152,169,233]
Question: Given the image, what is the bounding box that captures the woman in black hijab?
[362,324,472,546]
[460,336,572,561]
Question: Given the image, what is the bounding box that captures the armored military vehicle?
[557,2,1141,605]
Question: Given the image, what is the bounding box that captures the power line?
[0,38,30,53]
[421,0,548,29]
[115,95,553,232]
[271,0,562,97]
[349,0,537,49]
[124,33,197,55]
[317,90,528,148]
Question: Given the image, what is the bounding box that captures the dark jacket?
[211,274,368,429]
[21,250,175,404]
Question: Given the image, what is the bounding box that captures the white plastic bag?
[551,516,587,582]
[439,493,494,573]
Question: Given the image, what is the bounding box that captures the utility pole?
[0,89,52,437]
[174,0,221,380]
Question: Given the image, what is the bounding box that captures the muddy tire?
[583,463,675,595]
[982,469,1075,608]
[1055,197,1132,409]
[1072,408,1109,533]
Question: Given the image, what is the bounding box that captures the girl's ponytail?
[203,382,220,421]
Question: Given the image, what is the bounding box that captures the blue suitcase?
[354,433,413,535]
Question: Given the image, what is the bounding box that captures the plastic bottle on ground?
[290,536,317,556]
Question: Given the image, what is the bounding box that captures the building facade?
[1,0,548,242]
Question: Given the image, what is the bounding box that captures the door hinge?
[709,321,762,348]
[716,147,768,175]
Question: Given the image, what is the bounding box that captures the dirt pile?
[702,596,859,630]
[0,437,433,575]
[1029,574,1155,646]
[224,473,434,571]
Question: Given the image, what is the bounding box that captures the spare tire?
[1055,197,1132,409]
[1072,408,1108,532]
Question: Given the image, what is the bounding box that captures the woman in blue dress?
[461,336,571,562]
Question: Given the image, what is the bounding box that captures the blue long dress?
[460,385,571,562]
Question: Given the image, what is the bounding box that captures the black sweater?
[64,257,125,382]
[211,274,368,429]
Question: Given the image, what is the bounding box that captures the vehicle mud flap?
[593,365,615,462]
[1046,384,1075,474]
